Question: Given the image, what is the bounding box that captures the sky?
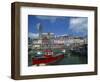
[28,15,88,38]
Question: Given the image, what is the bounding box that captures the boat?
[32,49,64,65]
[31,23,65,65]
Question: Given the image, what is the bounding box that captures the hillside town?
[29,33,87,50]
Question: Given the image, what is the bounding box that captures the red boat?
[32,49,64,65]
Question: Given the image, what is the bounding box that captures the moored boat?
[32,49,64,65]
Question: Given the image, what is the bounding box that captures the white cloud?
[28,32,39,39]
[69,17,88,34]
[36,16,58,23]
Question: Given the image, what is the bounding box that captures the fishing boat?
[32,49,64,65]
[32,23,64,65]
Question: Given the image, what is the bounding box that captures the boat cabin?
[43,49,53,57]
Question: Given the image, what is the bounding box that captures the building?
[31,33,87,50]
[32,39,42,49]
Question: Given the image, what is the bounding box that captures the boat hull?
[32,54,64,65]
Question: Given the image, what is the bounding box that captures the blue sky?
[28,15,88,38]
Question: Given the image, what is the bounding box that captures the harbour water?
[49,52,87,65]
